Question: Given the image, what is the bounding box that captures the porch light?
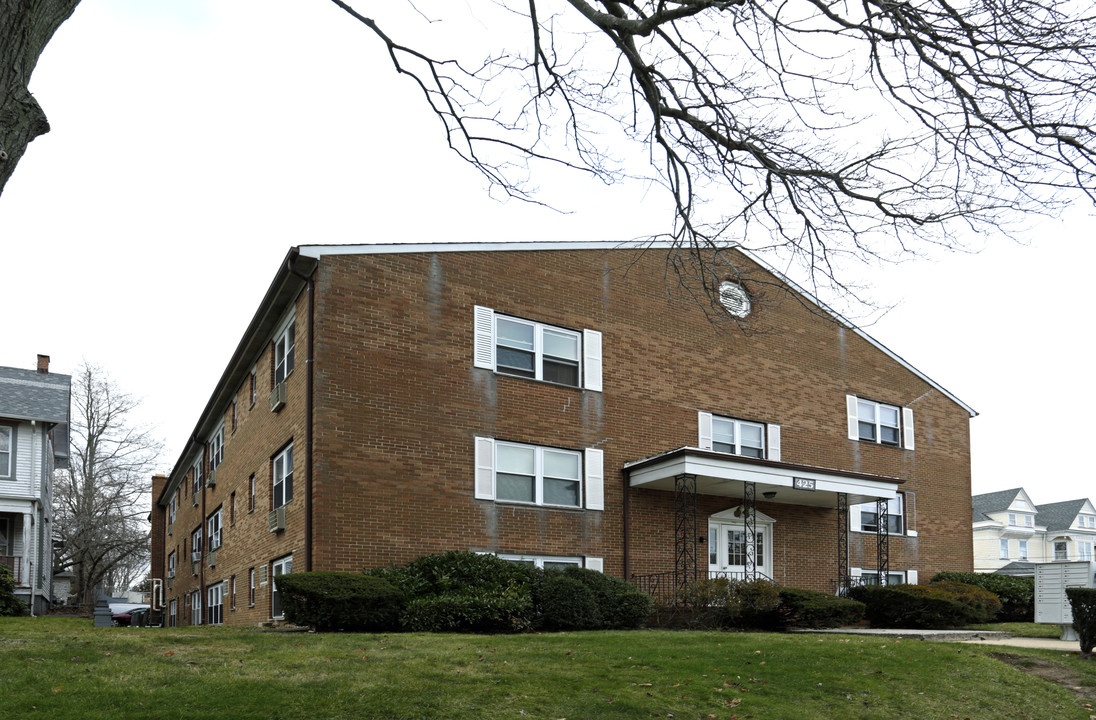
[763,491,777,500]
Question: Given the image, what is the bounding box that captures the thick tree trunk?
[0,0,81,195]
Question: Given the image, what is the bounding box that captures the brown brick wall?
[153,246,974,625]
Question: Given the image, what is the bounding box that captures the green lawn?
[1,617,1093,719]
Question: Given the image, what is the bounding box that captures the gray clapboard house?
[0,356,70,613]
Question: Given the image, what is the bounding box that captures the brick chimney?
[37,354,50,374]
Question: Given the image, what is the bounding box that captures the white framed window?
[1025,515,1034,527]
[272,555,293,619]
[169,599,177,628]
[0,425,12,479]
[272,443,293,509]
[1080,542,1093,561]
[846,396,914,449]
[208,424,224,472]
[207,583,224,625]
[1054,541,1068,560]
[190,590,202,625]
[248,473,256,512]
[249,367,257,406]
[1008,513,1017,526]
[698,412,781,461]
[208,507,223,550]
[999,539,1010,559]
[857,569,907,586]
[167,551,176,579]
[273,320,295,385]
[473,306,602,391]
[249,567,256,606]
[475,438,602,510]
[853,495,904,534]
[191,459,203,498]
[191,527,203,560]
[1019,539,1028,560]
[168,496,177,527]
[499,553,588,571]
[230,575,237,610]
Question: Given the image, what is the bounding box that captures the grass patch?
[969,622,1067,638]
[1,618,1094,719]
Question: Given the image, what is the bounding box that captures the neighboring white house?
[972,488,1096,575]
[0,356,71,614]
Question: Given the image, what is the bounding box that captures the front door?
[707,522,770,580]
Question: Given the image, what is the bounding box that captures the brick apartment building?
[150,242,976,626]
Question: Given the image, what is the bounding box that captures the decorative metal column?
[673,473,698,596]
[743,482,757,582]
[836,492,849,596]
[876,498,890,586]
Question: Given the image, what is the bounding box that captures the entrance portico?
[624,447,902,601]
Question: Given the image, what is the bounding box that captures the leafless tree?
[5,0,1095,311]
[53,362,162,608]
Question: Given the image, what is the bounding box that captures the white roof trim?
[296,241,975,416]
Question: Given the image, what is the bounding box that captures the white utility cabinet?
[1034,561,1096,638]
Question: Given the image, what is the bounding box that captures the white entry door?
[707,506,775,580]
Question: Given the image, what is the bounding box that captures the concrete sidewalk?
[805,627,1083,652]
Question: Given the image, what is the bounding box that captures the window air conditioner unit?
[207,550,217,568]
[270,383,287,413]
[192,562,200,576]
[206,470,217,488]
[191,551,202,563]
[168,523,173,536]
[268,506,286,533]
[192,494,199,507]
[167,569,176,579]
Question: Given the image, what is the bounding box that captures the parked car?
[110,604,150,627]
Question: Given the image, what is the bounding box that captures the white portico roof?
[624,447,901,508]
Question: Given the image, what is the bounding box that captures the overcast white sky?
[2,1,1092,504]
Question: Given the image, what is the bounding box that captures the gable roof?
[971,488,1024,522]
[0,366,71,424]
[1036,500,1089,531]
[297,241,977,417]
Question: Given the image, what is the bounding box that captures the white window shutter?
[902,407,915,450]
[585,556,604,573]
[850,502,863,532]
[474,436,495,500]
[906,569,918,585]
[766,424,781,462]
[585,448,604,511]
[850,567,862,579]
[583,329,603,392]
[846,395,859,440]
[698,411,713,450]
[473,306,495,370]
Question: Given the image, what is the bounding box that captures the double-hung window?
[711,417,765,458]
[499,554,586,571]
[274,321,295,385]
[474,437,603,510]
[698,412,781,461]
[854,494,904,534]
[1054,541,1068,560]
[168,496,177,528]
[1019,539,1028,560]
[273,443,293,508]
[208,425,224,473]
[191,527,203,561]
[846,396,914,449]
[1080,542,1093,561]
[208,507,223,550]
[167,551,176,579]
[0,426,12,479]
[272,555,293,619]
[191,460,202,498]
[207,583,224,625]
[999,538,1010,559]
[859,569,906,586]
[473,306,602,391]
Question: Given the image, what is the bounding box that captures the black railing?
[631,569,775,606]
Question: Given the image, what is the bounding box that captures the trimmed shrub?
[276,572,403,631]
[1066,587,1096,657]
[536,573,602,630]
[777,587,864,629]
[558,567,652,629]
[928,580,1001,623]
[656,578,780,629]
[931,572,1033,622]
[368,552,537,633]
[849,583,995,629]
[0,564,28,617]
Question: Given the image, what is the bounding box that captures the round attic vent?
[719,281,751,318]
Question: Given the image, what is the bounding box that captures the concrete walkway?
[804,627,1082,652]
